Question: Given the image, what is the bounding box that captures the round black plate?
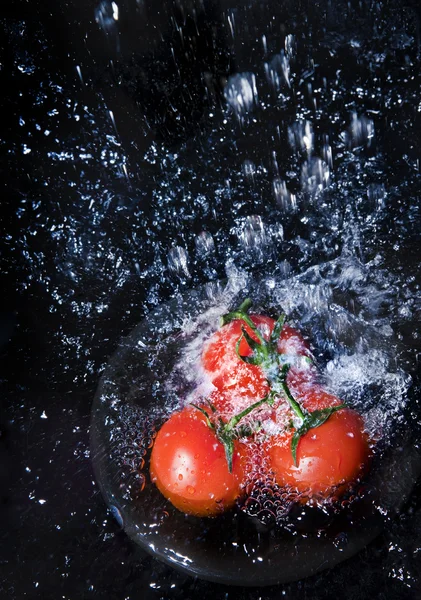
[90,266,421,585]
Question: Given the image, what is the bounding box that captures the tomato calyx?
[275,363,346,465]
[290,405,347,466]
[220,299,347,466]
[191,391,276,473]
[222,299,287,370]
[222,299,311,376]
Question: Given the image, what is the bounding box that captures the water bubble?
[333,532,348,551]
[224,73,258,117]
[129,473,146,497]
[156,509,169,523]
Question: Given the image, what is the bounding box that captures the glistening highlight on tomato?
[201,314,274,399]
[265,406,369,497]
[150,406,248,517]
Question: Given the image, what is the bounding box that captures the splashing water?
[91,254,419,584]
[224,72,258,118]
[5,0,421,595]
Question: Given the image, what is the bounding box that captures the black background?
[2,0,421,598]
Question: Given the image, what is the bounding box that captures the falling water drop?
[76,65,84,85]
[224,73,258,117]
[285,33,297,58]
[367,183,386,212]
[288,120,314,156]
[195,231,215,257]
[348,112,375,149]
[265,51,291,91]
[273,178,297,212]
[300,158,330,199]
[168,246,190,278]
[238,215,267,253]
[242,159,256,180]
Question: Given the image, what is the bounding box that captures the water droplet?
[333,532,348,551]
[195,231,214,257]
[238,215,267,252]
[242,159,256,180]
[348,112,375,148]
[367,183,386,212]
[265,51,291,90]
[288,120,314,155]
[224,73,258,117]
[273,179,297,212]
[110,504,123,527]
[300,158,330,199]
[95,1,118,31]
[285,34,296,58]
[168,246,190,277]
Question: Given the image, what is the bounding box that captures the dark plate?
[90,267,421,585]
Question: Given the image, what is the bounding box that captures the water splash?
[224,72,258,117]
[265,50,291,90]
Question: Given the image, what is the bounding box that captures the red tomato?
[265,392,369,497]
[288,383,344,411]
[150,406,248,517]
[277,322,311,359]
[201,315,273,399]
[201,315,311,400]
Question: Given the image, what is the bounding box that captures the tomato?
[150,406,248,517]
[204,388,278,427]
[151,303,370,515]
[201,315,273,399]
[277,322,311,359]
[288,382,344,411]
[264,390,369,497]
[201,315,311,400]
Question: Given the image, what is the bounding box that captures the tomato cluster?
[150,301,370,517]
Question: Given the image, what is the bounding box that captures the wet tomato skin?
[201,315,273,399]
[150,407,247,517]
[201,315,311,399]
[265,403,369,497]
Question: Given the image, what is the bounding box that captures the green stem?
[190,404,215,430]
[225,391,275,431]
[279,365,306,421]
[238,298,253,313]
[222,309,264,343]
